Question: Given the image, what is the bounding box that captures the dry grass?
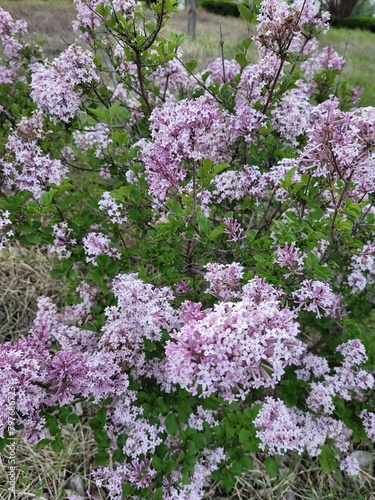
[205,453,375,500]
[0,245,66,342]
[0,0,76,57]
[0,424,103,499]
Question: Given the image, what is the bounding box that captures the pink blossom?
[255,0,301,54]
[231,53,278,141]
[304,340,374,415]
[0,8,29,82]
[122,419,162,458]
[1,112,68,198]
[255,397,351,457]
[166,291,304,401]
[295,352,330,381]
[127,458,157,489]
[204,262,244,301]
[203,58,241,84]
[31,44,99,122]
[291,279,342,319]
[271,87,312,145]
[337,339,368,368]
[73,0,136,33]
[360,410,375,441]
[83,231,120,265]
[241,276,283,303]
[140,97,233,200]
[153,57,195,100]
[46,350,88,405]
[347,242,375,293]
[223,217,246,243]
[49,222,76,259]
[0,339,49,439]
[299,101,375,196]
[179,301,208,324]
[340,456,360,476]
[98,192,127,224]
[188,406,218,431]
[99,273,178,378]
[301,45,345,81]
[73,123,112,158]
[274,242,305,276]
[61,282,98,326]
[0,209,13,250]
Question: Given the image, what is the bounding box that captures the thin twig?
[219,23,226,83]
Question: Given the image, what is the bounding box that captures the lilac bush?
[0,0,374,497]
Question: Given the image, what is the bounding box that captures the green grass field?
[1,0,374,105]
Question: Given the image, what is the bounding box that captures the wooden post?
[186,0,196,39]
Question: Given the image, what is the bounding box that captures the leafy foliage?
[0,0,374,497]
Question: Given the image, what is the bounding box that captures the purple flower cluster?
[347,241,375,293]
[31,44,99,122]
[83,231,120,265]
[204,262,244,300]
[291,279,342,319]
[290,339,374,423]
[140,97,232,200]
[49,222,76,260]
[98,192,127,224]
[254,397,351,456]
[0,7,28,84]
[200,58,241,85]
[73,0,136,33]
[274,242,305,277]
[100,273,178,379]
[166,284,304,401]
[1,111,68,198]
[0,209,13,250]
[73,123,112,158]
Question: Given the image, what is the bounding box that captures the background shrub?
[200,0,241,17]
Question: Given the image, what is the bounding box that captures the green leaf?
[202,158,213,172]
[35,438,52,450]
[265,456,280,478]
[94,429,111,449]
[281,166,297,189]
[154,397,168,414]
[51,437,64,453]
[96,407,107,425]
[165,459,178,473]
[235,53,248,69]
[152,456,164,472]
[213,163,230,175]
[199,217,211,235]
[185,59,197,73]
[112,131,128,145]
[230,460,244,476]
[222,471,236,492]
[154,487,163,500]
[319,445,337,473]
[237,3,254,22]
[67,413,79,425]
[93,449,110,467]
[40,189,57,206]
[112,448,125,463]
[305,251,320,269]
[207,227,223,240]
[165,413,179,435]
